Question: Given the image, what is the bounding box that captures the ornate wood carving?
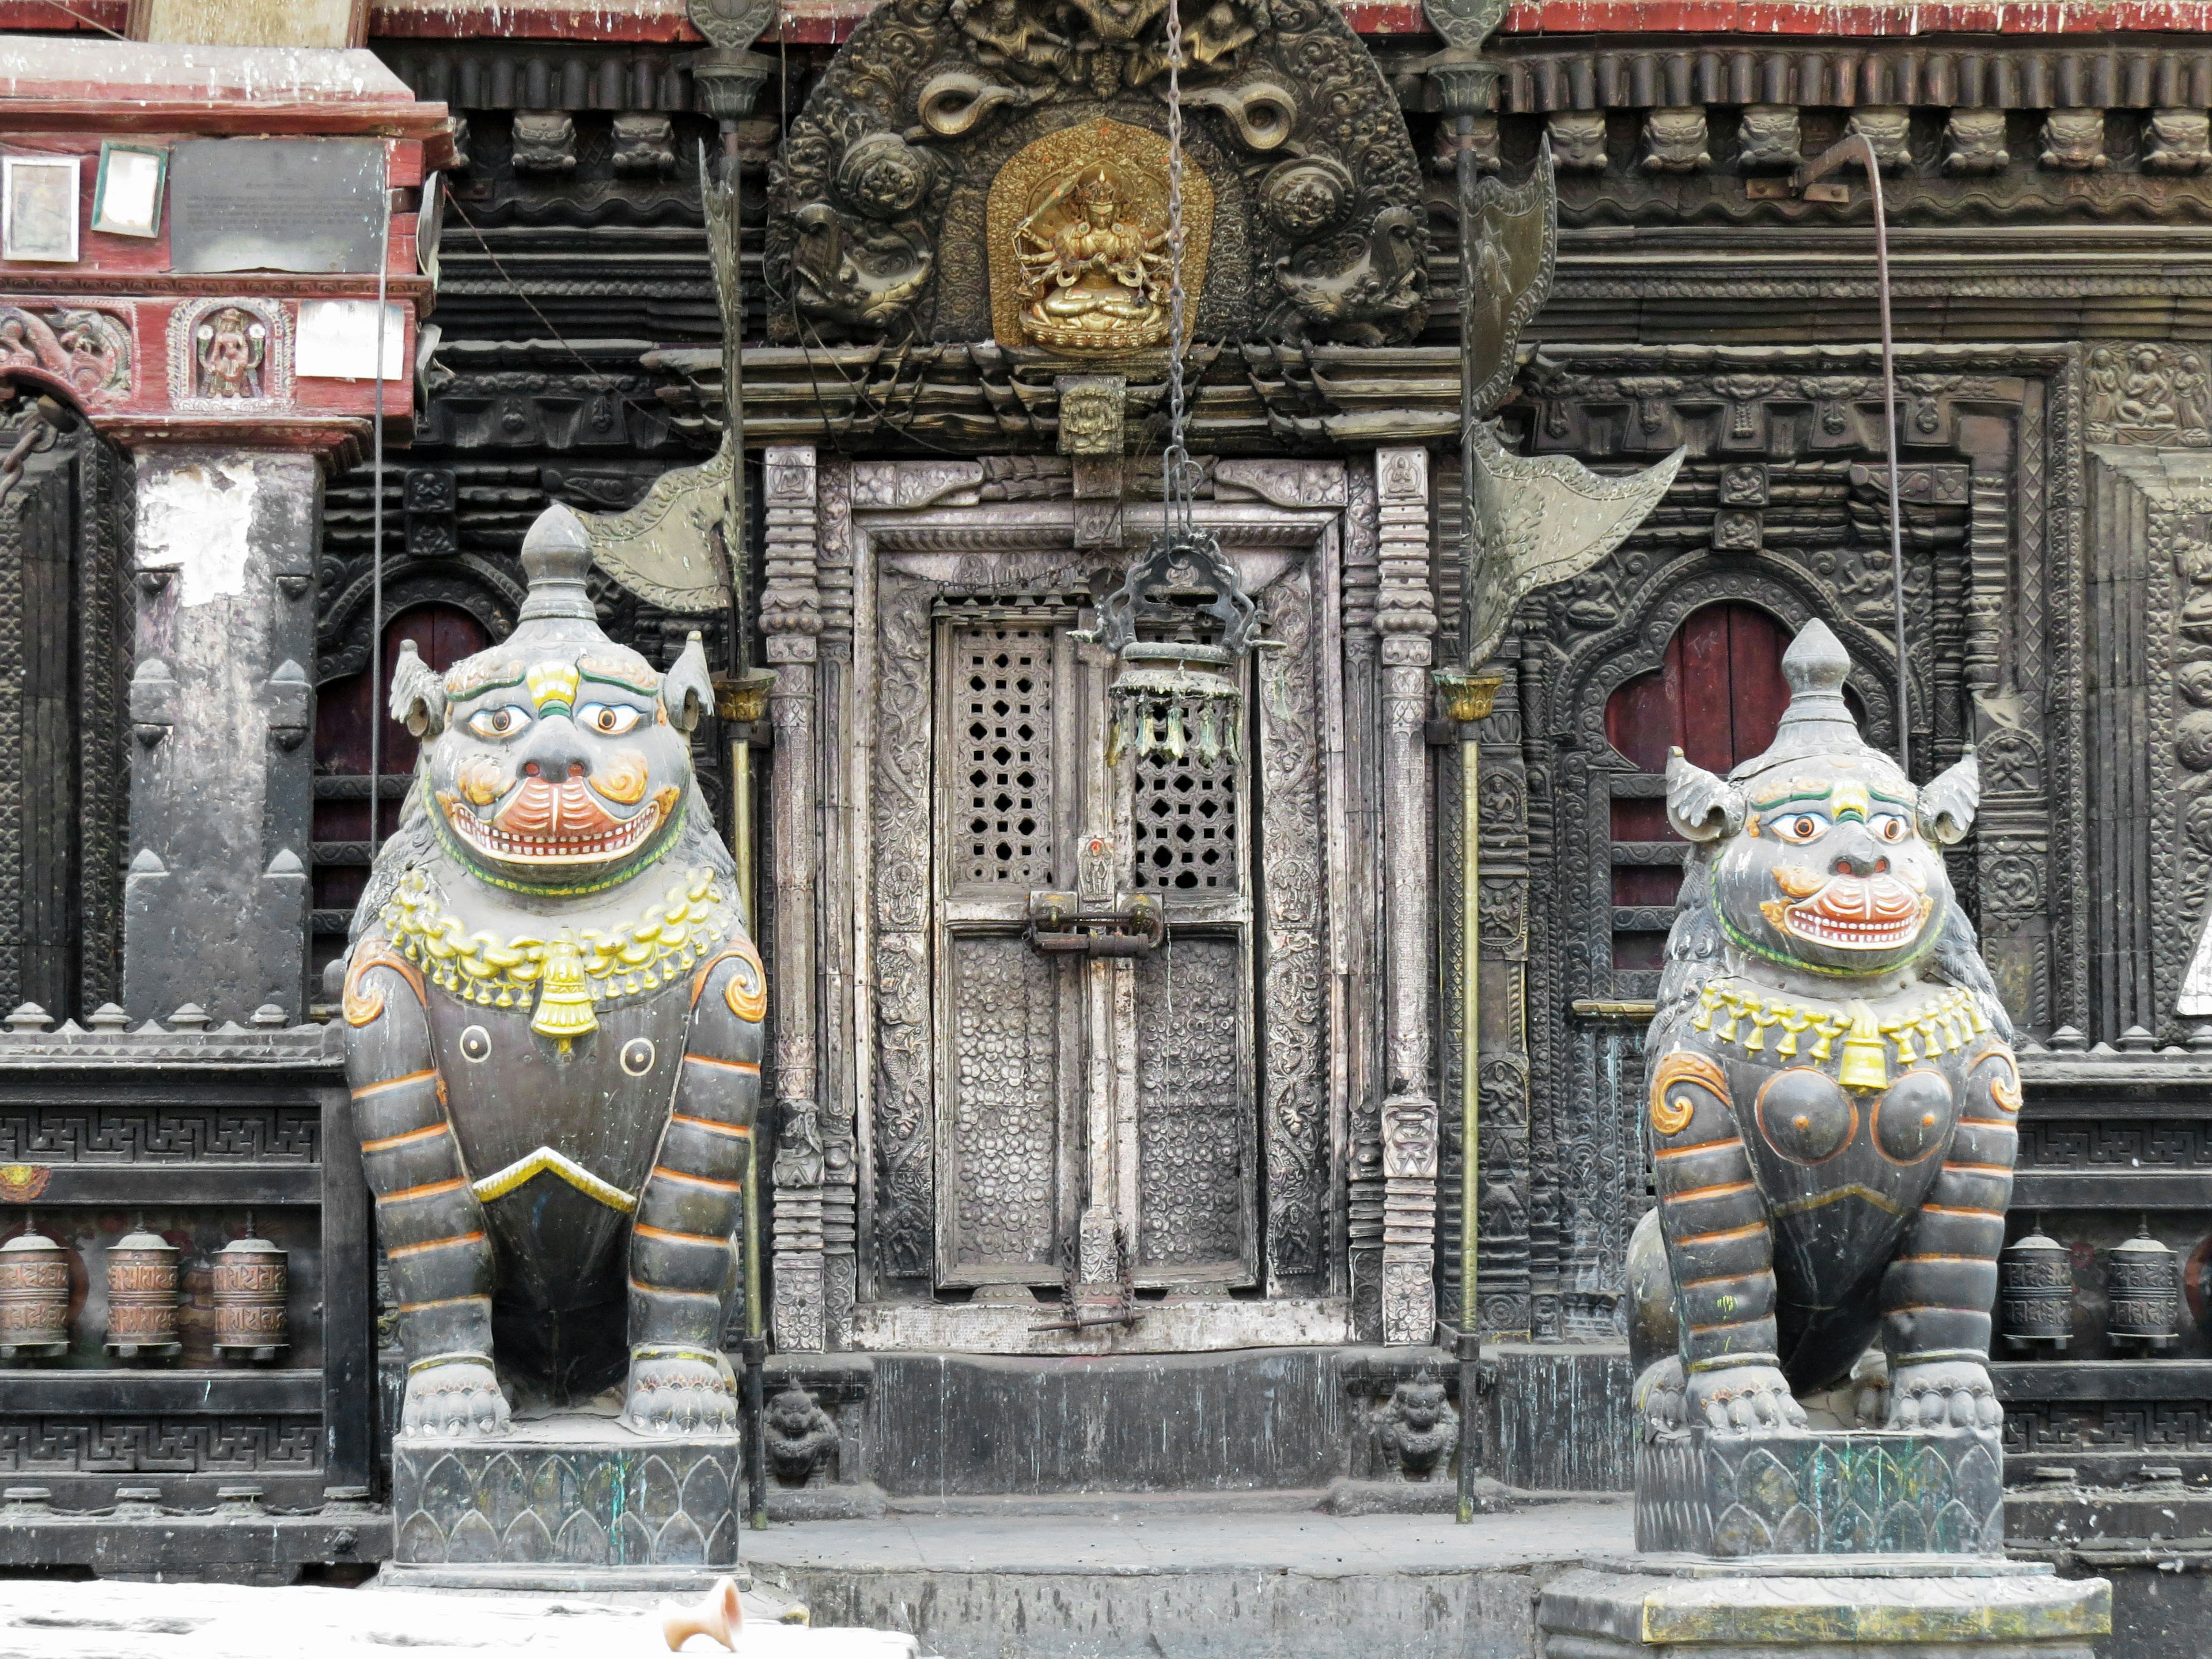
[762,0,1426,350]
[1258,559,1329,1290]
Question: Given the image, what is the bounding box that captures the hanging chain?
[1161,0,1194,541]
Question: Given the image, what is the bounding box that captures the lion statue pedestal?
[1537,621,2108,1656]
[342,506,759,1586]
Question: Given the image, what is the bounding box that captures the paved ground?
[745,1500,1636,1659]
[0,1577,914,1659]
[745,1501,1635,1578]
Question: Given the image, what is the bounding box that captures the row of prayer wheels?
[1999,1222,2186,1353]
[0,1222,289,1365]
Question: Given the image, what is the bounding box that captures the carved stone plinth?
[1637,1425,2004,1557]
[387,1413,740,1590]
[1539,1558,2108,1658]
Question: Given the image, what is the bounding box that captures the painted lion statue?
[340,504,760,1438]
[1628,619,2018,1438]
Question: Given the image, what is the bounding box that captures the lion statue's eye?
[579,702,643,737]
[1773,813,1828,844]
[467,704,531,738]
[1873,814,1910,843]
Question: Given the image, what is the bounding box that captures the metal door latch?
[1025,888,1163,959]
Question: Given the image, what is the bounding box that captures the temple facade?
[0,0,2207,1647]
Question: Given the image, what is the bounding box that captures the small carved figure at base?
[762,1384,841,1485]
[1374,1377,1459,1481]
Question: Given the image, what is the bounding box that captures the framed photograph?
[92,143,166,239]
[3,156,80,263]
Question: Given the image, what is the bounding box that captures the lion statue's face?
[1708,755,1955,978]
[425,642,691,888]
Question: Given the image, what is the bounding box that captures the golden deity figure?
[1014,168,1171,352]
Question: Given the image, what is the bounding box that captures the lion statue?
[340,504,760,1438]
[1628,619,2018,1441]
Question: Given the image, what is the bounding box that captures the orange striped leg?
[342,945,507,1437]
[1647,1049,1804,1430]
[1879,1044,2019,1430]
[624,953,763,1434]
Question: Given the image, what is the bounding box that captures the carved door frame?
[840,482,1351,1346]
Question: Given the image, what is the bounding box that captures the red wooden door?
[1603,604,1792,969]
[312,606,490,960]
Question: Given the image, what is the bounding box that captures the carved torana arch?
[764,0,1427,351]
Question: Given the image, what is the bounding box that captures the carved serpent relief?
[764,0,1427,349]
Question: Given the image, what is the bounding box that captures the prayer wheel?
[0,1228,69,1361]
[211,1230,289,1362]
[2105,1224,2181,1351]
[1998,1225,2074,1352]
[103,1228,181,1362]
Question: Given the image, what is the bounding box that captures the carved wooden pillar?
[1342,462,1387,1342]
[1375,448,1437,1345]
[762,445,825,1350]
[815,460,859,1347]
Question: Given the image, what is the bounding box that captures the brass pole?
[1457,728,1480,1524]
[1434,669,1501,1522]
[732,734,756,937]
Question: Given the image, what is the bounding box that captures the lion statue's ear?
[1919,748,1979,846]
[389,639,448,738]
[1665,748,1745,843]
[661,632,713,735]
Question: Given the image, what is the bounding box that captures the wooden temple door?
[928,607,1257,1296]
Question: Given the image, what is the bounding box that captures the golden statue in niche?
[987,118,1213,356]
[1017,170,1168,350]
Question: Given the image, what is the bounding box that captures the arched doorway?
[311,604,488,982]
[1602,602,1793,971]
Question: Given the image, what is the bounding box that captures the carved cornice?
[655,343,1463,456]
[1480,35,2212,116]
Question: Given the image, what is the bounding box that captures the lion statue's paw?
[1885,1358,2002,1430]
[1685,1362,1807,1431]
[402,1355,512,1438]
[624,1347,740,1436]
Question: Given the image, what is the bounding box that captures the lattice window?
[958,628,1053,887]
[1132,755,1239,892]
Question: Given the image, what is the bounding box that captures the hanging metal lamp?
[1084,528,1263,770]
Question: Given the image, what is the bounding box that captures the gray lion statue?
[1628,619,2018,1441]
[340,504,760,1438]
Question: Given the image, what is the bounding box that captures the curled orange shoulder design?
[1649,1050,1730,1138]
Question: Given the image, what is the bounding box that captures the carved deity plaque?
[988,120,1211,357]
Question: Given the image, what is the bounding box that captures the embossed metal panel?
[1133,935,1255,1281]
[941,934,1066,1279]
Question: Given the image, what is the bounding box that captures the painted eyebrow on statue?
[444,660,527,700]
[577,655,661,695]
